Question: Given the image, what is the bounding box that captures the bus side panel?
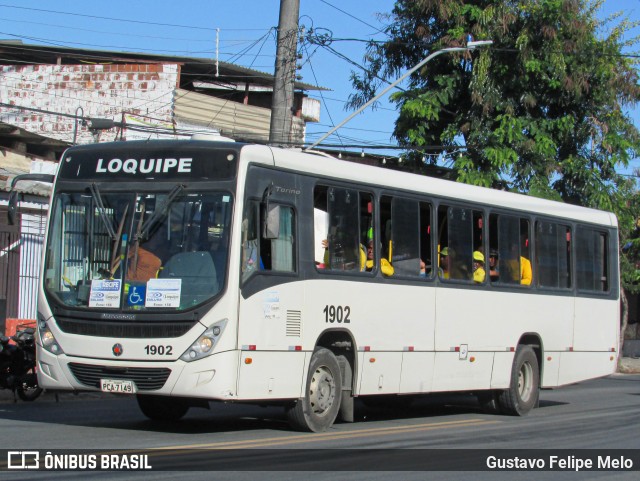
[572,297,619,352]
[523,294,573,352]
[540,351,561,387]
[434,288,531,351]
[431,351,493,391]
[490,352,515,389]
[557,351,616,386]
[357,351,403,395]
[399,351,435,393]
[237,351,308,399]
[238,282,305,350]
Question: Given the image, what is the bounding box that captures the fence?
[0,205,47,331]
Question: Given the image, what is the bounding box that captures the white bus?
[22,140,618,432]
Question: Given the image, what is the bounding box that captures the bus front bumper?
[37,348,241,400]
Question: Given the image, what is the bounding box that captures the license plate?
[100,379,136,394]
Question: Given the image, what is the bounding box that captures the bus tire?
[286,348,342,432]
[137,395,189,421]
[498,345,539,416]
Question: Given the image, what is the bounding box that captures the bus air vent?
[286,310,302,337]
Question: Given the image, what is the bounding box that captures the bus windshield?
[43,187,232,312]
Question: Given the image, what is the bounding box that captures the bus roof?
[240,144,616,228]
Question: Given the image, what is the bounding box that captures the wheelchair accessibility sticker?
[127,285,146,306]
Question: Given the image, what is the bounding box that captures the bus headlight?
[180,319,227,362]
[39,323,64,355]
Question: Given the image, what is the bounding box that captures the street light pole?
[305,40,493,152]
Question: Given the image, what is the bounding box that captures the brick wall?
[0,63,179,144]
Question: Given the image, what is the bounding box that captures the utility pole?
[269,0,300,146]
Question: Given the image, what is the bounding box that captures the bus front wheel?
[137,394,189,421]
[498,344,539,416]
[286,348,342,432]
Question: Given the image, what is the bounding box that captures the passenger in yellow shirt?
[503,255,533,285]
[520,256,532,285]
[363,240,394,276]
[438,247,450,279]
[472,251,486,283]
[321,238,394,275]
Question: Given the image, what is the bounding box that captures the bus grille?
[57,318,194,338]
[68,363,171,391]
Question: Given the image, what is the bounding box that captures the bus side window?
[241,200,296,279]
[381,195,422,277]
[241,201,260,280]
[315,185,371,273]
[535,221,571,289]
[490,214,531,286]
[420,202,433,277]
[439,205,483,282]
[264,205,295,272]
[576,227,608,292]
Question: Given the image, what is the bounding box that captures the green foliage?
[349,0,640,292]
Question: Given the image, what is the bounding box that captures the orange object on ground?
[3,318,36,338]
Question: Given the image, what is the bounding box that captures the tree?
[350,0,640,354]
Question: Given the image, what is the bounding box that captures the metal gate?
[0,205,47,332]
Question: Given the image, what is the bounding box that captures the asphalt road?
[0,372,639,480]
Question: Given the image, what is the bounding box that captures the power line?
[318,0,387,36]
[0,3,266,32]
[0,30,276,58]
[0,16,272,45]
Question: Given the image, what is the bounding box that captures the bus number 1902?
[323,305,351,323]
[144,345,173,356]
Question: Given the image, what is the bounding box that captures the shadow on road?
[0,390,511,435]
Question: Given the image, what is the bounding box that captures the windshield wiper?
[89,183,117,240]
[137,184,185,241]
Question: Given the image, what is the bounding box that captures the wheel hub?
[518,361,533,402]
[308,366,336,415]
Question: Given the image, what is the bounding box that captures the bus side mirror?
[7,173,55,225]
[263,204,280,239]
[7,190,20,225]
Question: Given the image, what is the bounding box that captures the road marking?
[153,418,499,451]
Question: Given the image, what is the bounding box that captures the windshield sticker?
[127,284,146,307]
[145,278,182,308]
[263,291,281,321]
[89,280,122,308]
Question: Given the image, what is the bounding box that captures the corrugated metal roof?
[174,88,305,142]
[0,170,52,197]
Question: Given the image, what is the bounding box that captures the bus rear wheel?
[498,344,539,416]
[286,348,342,432]
[137,394,189,421]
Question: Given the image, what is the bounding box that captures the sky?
[0,0,638,169]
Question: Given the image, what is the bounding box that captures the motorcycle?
[0,325,43,401]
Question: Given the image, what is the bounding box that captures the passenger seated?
[520,256,532,285]
[364,240,394,276]
[489,249,499,281]
[438,247,451,279]
[472,251,486,283]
